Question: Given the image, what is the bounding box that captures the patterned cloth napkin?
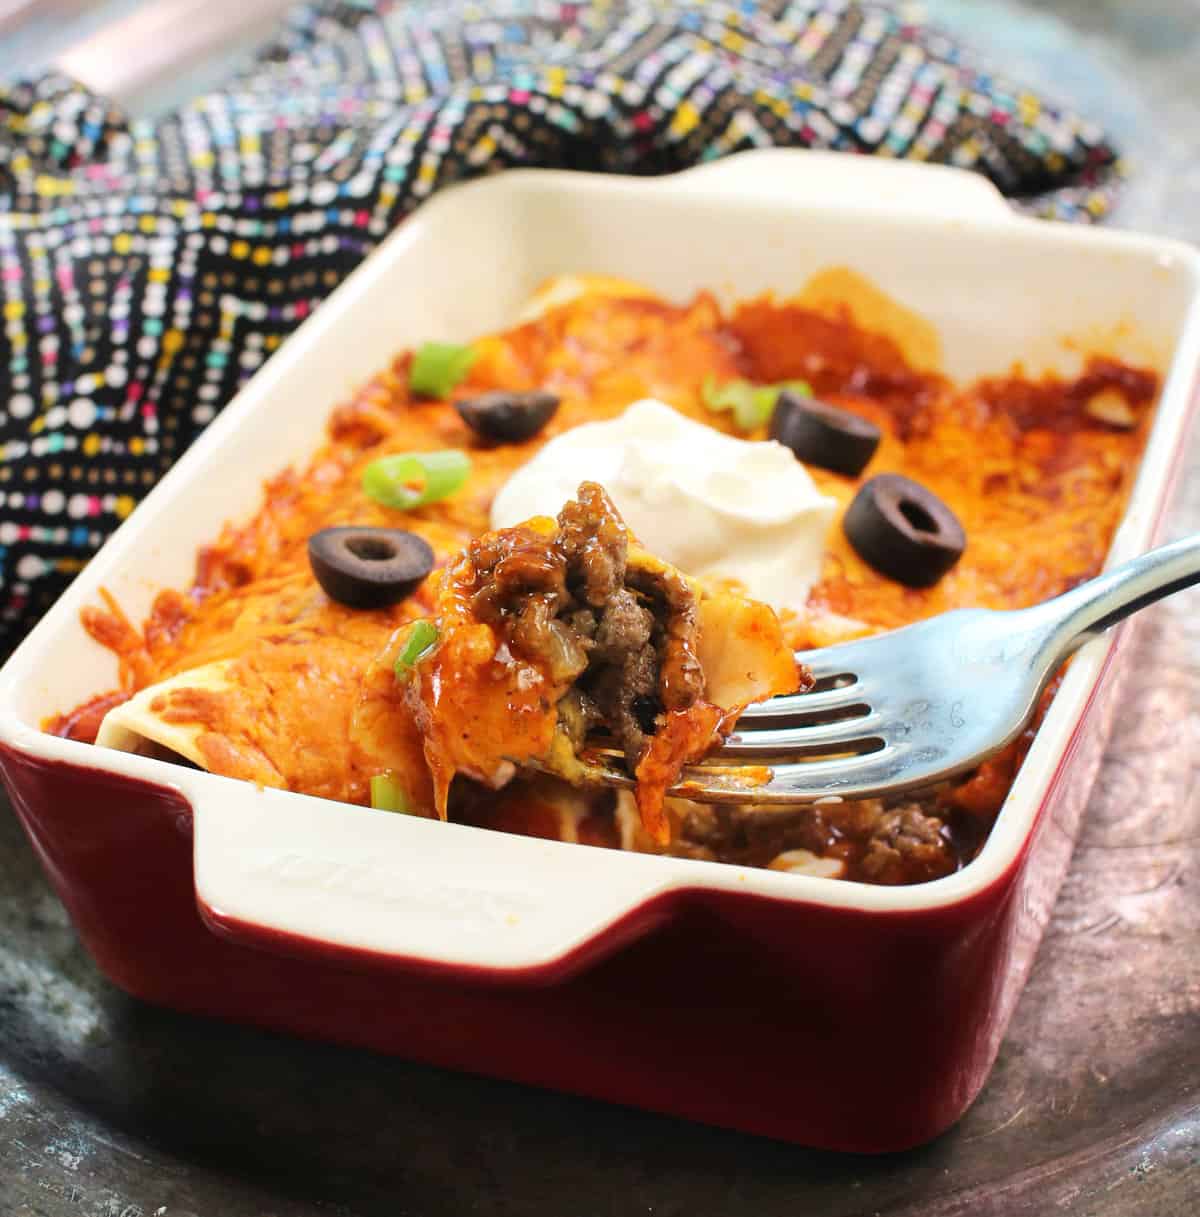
[0,0,1122,660]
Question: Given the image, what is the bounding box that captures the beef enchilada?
[50,272,1158,884]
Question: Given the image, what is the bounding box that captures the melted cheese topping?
[59,275,1157,836]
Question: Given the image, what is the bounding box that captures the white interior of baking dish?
[2,150,1199,971]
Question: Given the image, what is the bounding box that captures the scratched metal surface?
[1,2,1199,1214]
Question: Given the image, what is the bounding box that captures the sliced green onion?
[702,375,813,432]
[370,772,412,813]
[393,619,439,683]
[363,449,471,511]
[409,342,478,399]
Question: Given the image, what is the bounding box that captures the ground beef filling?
[467,482,705,769]
[672,798,958,885]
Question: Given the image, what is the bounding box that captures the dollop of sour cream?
[489,399,837,610]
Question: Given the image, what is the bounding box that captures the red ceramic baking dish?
[2,151,1199,1151]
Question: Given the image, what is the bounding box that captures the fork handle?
[1035,533,1200,656]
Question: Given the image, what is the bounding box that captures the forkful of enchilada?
[494,490,1198,814]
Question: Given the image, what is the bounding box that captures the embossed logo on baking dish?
[243,851,540,928]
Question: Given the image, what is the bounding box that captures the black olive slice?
[769,390,882,476]
[843,474,965,588]
[308,527,435,609]
[455,390,560,444]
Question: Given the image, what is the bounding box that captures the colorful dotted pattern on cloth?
[0,0,1123,659]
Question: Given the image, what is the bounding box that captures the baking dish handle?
[670,147,1016,221]
[190,778,678,982]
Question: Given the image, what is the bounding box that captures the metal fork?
[578,535,1200,805]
